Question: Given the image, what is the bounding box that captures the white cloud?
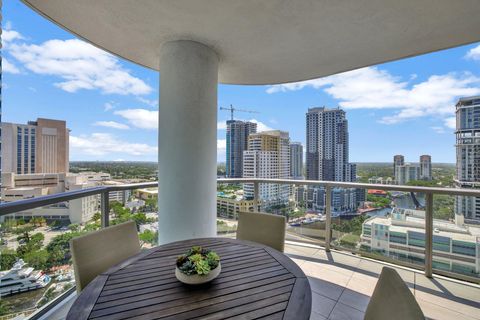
[2,29,24,45]
[217,139,226,160]
[70,133,157,156]
[104,102,115,112]
[431,126,445,134]
[137,97,158,108]
[216,119,273,132]
[249,119,274,132]
[267,67,480,124]
[465,44,480,61]
[3,58,20,74]
[114,109,158,129]
[94,121,129,130]
[8,38,152,95]
[444,117,456,129]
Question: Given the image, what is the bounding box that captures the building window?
[452,240,476,257]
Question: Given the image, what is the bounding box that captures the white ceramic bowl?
[175,263,221,285]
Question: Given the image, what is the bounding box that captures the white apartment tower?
[395,163,420,185]
[243,130,290,208]
[419,155,432,180]
[455,96,480,223]
[1,118,69,175]
[289,142,303,179]
[393,155,405,179]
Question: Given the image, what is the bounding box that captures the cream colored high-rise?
[243,130,290,209]
[1,118,69,174]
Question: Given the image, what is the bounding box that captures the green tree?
[92,212,101,222]
[1,219,17,232]
[0,300,11,316]
[46,231,83,266]
[24,250,49,270]
[68,223,80,232]
[0,249,18,270]
[139,229,158,246]
[84,222,101,232]
[17,232,44,257]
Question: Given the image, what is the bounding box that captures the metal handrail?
[2,177,480,281]
[3,179,480,217]
[0,182,158,216]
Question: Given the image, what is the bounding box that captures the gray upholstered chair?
[364,267,425,320]
[236,211,286,252]
[70,221,141,292]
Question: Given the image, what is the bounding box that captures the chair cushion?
[364,267,424,320]
[70,221,141,291]
[236,211,286,252]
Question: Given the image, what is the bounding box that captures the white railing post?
[325,185,332,252]
[425,192,433,277]
[101,191,110,228]
[254,181,260,212]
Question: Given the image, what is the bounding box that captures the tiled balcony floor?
[284,241,480,320]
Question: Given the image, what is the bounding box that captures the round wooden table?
[67,237,311,320]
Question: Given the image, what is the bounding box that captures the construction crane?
[220,104,260,121]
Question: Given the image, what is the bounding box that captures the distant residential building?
[455,96,480,223]
[217,194,256,220]
[305,107,358,214]
[0,172,97,224]
[289,142,303,179]
[368,176,394,185]
[243,130,290,208]
[419,155,432,180]
[1,118,69,175]
[393,155,404,178]
[395,163,419,185]
[361,208,480,278]
[225,120,257,178]
[306,107,353,182]
[135,188,158,201]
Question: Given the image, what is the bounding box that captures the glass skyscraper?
[225,120,256,178]
[455,96,480,223]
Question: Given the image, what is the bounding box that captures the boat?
[0,259,51,297]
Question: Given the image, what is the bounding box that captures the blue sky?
[3,1,480,163]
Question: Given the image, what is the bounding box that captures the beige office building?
[243,130,290,208]
[1,118,69,175]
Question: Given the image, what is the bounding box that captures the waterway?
[364,192,426,218]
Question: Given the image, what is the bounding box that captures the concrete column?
[158,40,218,244]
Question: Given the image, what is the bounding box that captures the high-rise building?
[1,118,69,175]
[393,155,404,178]
[306,107,351,181]
[395,163,419,185]
[455,96,480,223]
[225,120,257,178]
[243,130,290,208]
[1,0,3,195]
[305,107,358,214]
[289,142,303,179]
[419,155,432,180]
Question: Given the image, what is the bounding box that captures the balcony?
[0,179,479,319]
[3,1,480,319]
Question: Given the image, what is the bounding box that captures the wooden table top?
[67,237,311,320]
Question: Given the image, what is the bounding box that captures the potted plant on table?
[175,246,221,285]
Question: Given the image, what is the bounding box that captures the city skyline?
[3,1,480,163]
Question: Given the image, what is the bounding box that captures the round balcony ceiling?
[23,0,480,85]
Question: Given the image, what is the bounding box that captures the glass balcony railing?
[0,178,479,318]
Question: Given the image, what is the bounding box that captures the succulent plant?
[194,259,211,275]
[177,246,220,276]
